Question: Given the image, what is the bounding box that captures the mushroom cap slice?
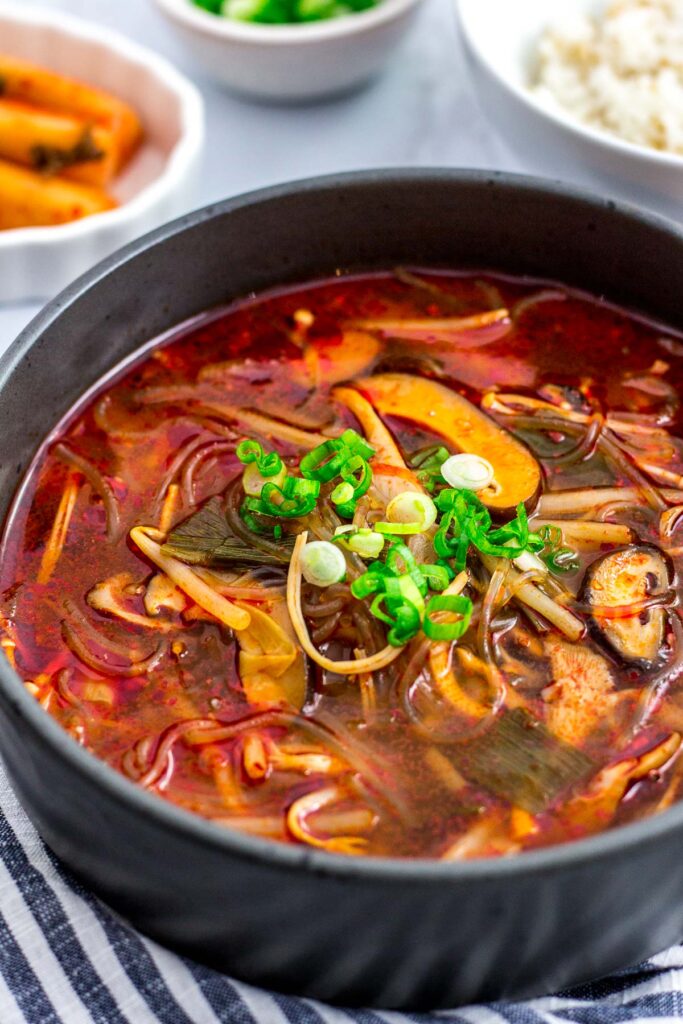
[353,373,541,514]
[582,544,672,665]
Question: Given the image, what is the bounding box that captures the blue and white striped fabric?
[2,752,682,1024]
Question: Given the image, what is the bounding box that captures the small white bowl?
[457,0,683,214]
[154,0,425,102]
[0,4,204,304]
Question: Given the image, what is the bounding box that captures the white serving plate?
[154,0,425,102]
[0,3,204,303]
[457,0,683,215]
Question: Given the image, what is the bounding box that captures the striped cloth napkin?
[2,751,682,1024]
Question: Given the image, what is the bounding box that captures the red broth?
[3,269,683,860]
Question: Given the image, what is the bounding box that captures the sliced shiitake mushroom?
[353,373,541,514]
[582,545,673,664]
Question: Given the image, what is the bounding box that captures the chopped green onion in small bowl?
[156,0,426,102]
[191,0,379,23]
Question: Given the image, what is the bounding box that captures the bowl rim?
[154,0,423,45]
[0,2,204,248]
[456,0,683,172]
[3,166,683,883]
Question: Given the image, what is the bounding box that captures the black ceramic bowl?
[2,170,683,1011]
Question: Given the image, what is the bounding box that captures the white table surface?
[0,0,679,357]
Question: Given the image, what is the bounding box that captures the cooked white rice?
[531,0,683,154]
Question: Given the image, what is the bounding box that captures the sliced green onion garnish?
[545,548,580,573]
[242,461,287,497]
[334,526,385,559]
[331,481,355,505]
[384,541,428,596]
[240,498,282,536]
[537,524,580,573]
[433,489,550,570]
[236,439,262,462]
[300,541,347,587]
[349,538,466,646]
[539,524,562,548]
[298,431,374,518]
[236,439,284,478]
[419,563,451,591]
[300,439,348,483]
[340,454,372,492]
[350,531,384,558]
[410,445,450,493]
[338,428,374,461]
[368,573,424,645]
[259,476,320,518]
[389,574,426,616]
[375,490,437,536]
[369,593,422,646]
[410,445,450,470]
[441,453,494,491]
[423,594,473,641]
[386,491,438,530]
[243,476,321,523]
[334,454,373,518]
[350,568,388,601]
[300,429,375,483]
[375,520,423,535]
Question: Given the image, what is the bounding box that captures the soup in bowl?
[2,172,683,1007]
[3,268,683,860]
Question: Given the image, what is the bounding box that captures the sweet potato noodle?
[4,268,683,861]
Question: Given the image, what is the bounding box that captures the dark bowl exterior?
[2,170,683,1010]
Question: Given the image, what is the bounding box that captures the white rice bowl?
[532,0,683,154]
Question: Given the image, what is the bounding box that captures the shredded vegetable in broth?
[3,268,683,861]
